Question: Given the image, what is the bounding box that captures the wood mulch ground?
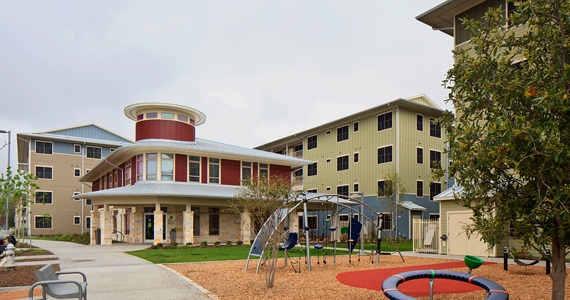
[167,255,569,300]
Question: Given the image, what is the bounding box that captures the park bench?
[28,264,88,300]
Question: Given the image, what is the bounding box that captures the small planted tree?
[377,170,406,237]
[231,175,299,288]
[0,167,39,240]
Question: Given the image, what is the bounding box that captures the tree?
[377,170,406,237]
[231,175,300,288]
[0,167,39,239]
[443,1,569,298]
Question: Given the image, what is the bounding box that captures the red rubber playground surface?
[337,261,495,297]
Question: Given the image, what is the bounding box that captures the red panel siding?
[118,163,125,187]
[270,165,291,183]
[93,179,100,191]
[201,157,208,184]
[131,156,137,185]
[135,119,196,142]
[221,159,240,186]
[253,162,258,180]
[175,154,187,182]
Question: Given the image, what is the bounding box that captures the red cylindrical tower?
[124,103,206,142]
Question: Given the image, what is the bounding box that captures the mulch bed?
[0,264,60,288]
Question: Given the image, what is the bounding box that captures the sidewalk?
[1,240,214,300]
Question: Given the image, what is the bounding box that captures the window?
[113,170,118,187]
[161,112,174,119]
[136,155,143,181]
[259,163,269,180]
[74,168,81,177]
[417,115,423,131]
[110,148,116,152]
[307,215,318,230]
[102,175,107,189]
[353,183,359,192]
[161,153,174,181]
[354,152,359,163]
[354,121,359,132]
[73,216,81,225]
[241,162,252,184]
[192,208,200,236]
[293,144,303,157]
[377,146,393,164]
[378,112,393,131]
[378,180,387,195]
[86,199,92,206]
[430,118,441,138]
[189,156,200,182]
[125,160,132,185]
[307,189,317,193]
[35,215,52,229]
[337,185,349,196]
[380,213,392,230]
[416,181,424,197]
[36,166,53,179]
[109,173,113,187]
[429,214,440,221]
[36,141,53,154]
[86,169,90,174]
[36,191,53,204]
[417,148,424,164]
[337,155,349,171]
[430,182,442,200]
[146,112,158,118]
[86,146,102,159]
[74,144,81,153]
[86,216,91,229]
[137,114,144,120]
[337,125,349,142]
[209,208,219,235]
[430,150,442,169]
[209,158,220,183]
[308,162,317,176]
[146,153,157,180]
[307,135,317,150]
[178,114,188,122]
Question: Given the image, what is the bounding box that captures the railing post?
[503,247,509,271]
[545,249,551,275]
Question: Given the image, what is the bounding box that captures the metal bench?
[29,264,88,300]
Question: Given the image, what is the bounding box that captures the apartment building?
[256,95,449,240]
[17,125,133,235]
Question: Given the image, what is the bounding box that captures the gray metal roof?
[398,201,427,211]
[18,132,133,147]
[433,185,464,201]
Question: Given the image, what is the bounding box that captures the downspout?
[394,108,400,237]
[81,141,85,235]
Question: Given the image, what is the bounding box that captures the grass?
[32,233,91,244]
[126,240,413,264]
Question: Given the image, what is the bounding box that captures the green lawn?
[126,240,412,264]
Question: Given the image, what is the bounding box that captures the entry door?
[144,213,167,243]
[448,212,488,256]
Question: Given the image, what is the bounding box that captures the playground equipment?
[382,270,509,300]
[464,255,484,274]
[244,193,405,273]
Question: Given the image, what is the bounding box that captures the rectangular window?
[86,199,92,205]
[36,166,53,179]
[354,152,359,163]
[177,114,188,122]
[74,168,81,177]
[146,112,158,118]
[416,181,424,197]
[378,180,387,195]
[337,185,349,196]
[86,146,102,159]
[73,216,81,225]
[259,163,269,180]
[307,188,317,193]
[430,150,442,169]
[353,183,359,193]
[337,155,349,171]
[125,160,132,185]
[417,148,424,164]
[377,146,393,164]
[35,141,53,154]
[430,118,442,138]
[241,162,252,184]
[380,212,392,230]
[189,156,200,182]
[417,115,423,131]
[430,182,442,200]
[161,153,174,181]
[146,153,157,180]
[161,112,174,119]
[307,135,317,150]
[354,121,359,132]
[136,155,143,181]
[337,125,349,142]
[74,144,81,153]
[109,173,113,188]
[35,191,53,204]
[35,216,52,229]
[113,170,118,187]
[307,215,318,230]
[209,158,220,183]
[209,208,220,235]
[308,162,317,176]
[86,216,91,229]
[378,112,393,131]
[192,208,200,236]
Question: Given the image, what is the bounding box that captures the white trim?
[73,216,81,225]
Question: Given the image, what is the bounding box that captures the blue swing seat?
[279,232,298,251]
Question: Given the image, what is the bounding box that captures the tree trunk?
[550,237,567,300]
[265,243,278,288]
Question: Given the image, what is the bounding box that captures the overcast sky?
[0,0,452,173]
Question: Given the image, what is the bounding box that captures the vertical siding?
[135,119,195,142]
[270,164,291,182]
[175,154,187,182]
[221,159,240,186]
[130,156,137,185]
[201,157,208,184]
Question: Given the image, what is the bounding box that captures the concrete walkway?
[3,240,213,300]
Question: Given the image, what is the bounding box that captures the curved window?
[161,153,174,181]
[146,153,157,180]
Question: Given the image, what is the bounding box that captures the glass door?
[144,213,167,243]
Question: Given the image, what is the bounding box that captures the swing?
[313,202,324,265]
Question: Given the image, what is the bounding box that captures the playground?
[167,254,568,300]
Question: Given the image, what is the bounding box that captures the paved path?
[4,240,213,300]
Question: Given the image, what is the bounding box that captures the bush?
[237,240,244,246]
[156,243,164,248]
[214,241,221,247]
[186,242,193,246]
[200,241,208,247]
[226,240,232,246]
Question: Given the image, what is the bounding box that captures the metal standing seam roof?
[433,185,465,201]
[398,201,427,211]
[18,132,133,147]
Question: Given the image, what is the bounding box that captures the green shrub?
[200,241,208,247]
[225,240,232,246]
[186,242,193,246]
[214,241,221,247]
[156,243,164,248]
[237,240,244,246]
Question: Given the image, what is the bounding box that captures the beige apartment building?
[17,125,132,235]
